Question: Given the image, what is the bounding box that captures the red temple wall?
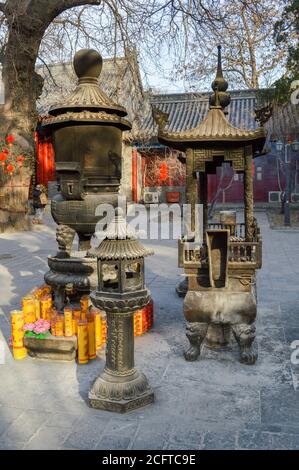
[36,136,281,203]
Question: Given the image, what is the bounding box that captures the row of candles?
[10,285,154,362]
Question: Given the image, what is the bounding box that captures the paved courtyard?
[0,211,299,450]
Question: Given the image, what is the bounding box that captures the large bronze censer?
[42,49,131,309]
[154,46,266,364]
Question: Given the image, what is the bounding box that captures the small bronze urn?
[89,209,154,412]
[42,49,131,309]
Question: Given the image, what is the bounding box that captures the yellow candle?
[72,318,78,336]
[64,307,73,337]
[46,294,52,310]
[94,310,102,350]
[22,296,36,323]
[78,320,89,364]
[51,317,57,336]
[80,295,89,313]
[55,315,64,337]
[73,308,81,319]
[40,297,49,320]
[11,310,27,360]
[134,310,142,336]
[87,313,96,360]
[34,298,41,320]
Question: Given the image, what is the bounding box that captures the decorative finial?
[73,49,103,82]
[209,45,231,110]
[152,106,169,131]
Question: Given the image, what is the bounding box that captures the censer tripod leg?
[184,322,209,361]
[232,323,258,365]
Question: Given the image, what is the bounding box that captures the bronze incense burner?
[42,49,131,308]
[154,46,265,364]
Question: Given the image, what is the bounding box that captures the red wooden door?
[36,133,55,187]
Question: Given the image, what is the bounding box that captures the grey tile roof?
[30,58,298,142]
[139,90,259,141]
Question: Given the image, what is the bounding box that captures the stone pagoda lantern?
[89,208,154,412]
[42,49,131,309]
[154,45,266,364]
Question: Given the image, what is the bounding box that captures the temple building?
[32,55,299,205]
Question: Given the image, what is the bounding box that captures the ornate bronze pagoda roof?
[43,49,131,131]
[92,209,153,260]
[153,46,266,152]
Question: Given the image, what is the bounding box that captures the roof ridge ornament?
[209,45,231,111]
[152,106,169,131]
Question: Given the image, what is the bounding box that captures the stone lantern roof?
[153,45,266,152]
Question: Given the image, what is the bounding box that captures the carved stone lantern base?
[88,307,154,413]
[89,368,154,413]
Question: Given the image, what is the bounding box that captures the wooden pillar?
[185,148,197,233]
[244,145,254,241]
[199,172,208,239]
[132,147,138,203]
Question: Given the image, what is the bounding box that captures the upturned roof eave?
[158,129,266,144]
[42,112,132,131]
[93,238,153,260]
[156,107,266,151]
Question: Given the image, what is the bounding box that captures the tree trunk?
[0,0,102,232]
[0,166,32,233]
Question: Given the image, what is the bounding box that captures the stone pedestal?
[89,310,154,413]
[184,282,258,364]
[24,335,77,361]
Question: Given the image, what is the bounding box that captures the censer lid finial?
[209,45,231,110]
[73,49,103,81]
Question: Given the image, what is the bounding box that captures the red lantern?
[0,152,7,167]
[6,163,15,176]
[6,134,14,145]
[2,148,9,154]
[17,155,25,167]
[159,161,168,181]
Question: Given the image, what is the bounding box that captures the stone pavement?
[0,211,299,450]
